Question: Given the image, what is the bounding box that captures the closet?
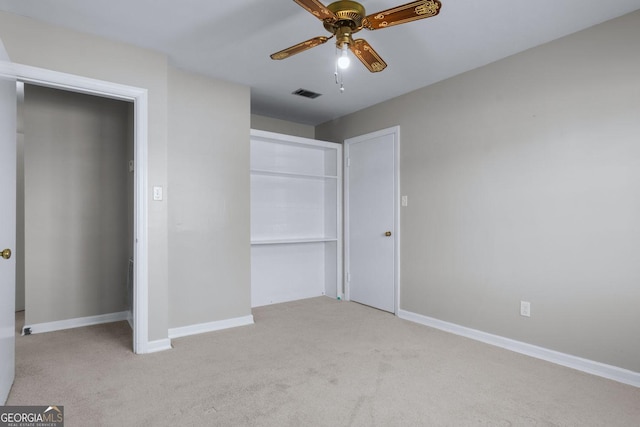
[250,130,342,307]
[18,84,133,331]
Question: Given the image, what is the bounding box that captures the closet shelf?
[250,129,342,307]
[250,168,338,180]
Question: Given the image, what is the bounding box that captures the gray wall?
[0,11,253,342]
[317,11,640,373]
[251,114,315,139]
[168,67,251,328]
[0,11,170,341]
[22,85,130,325]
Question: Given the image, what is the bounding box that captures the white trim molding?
[168,315,255,339]
[127,310,134,330]
[145,339,173,353]
[398,309,640,388]
[14,63,152,354]
[23,311,129,335]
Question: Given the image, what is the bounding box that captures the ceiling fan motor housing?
[324,1,366,31]
[324,1,367,48]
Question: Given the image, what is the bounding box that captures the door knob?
[1,248,11,260]
[385,231,392,237]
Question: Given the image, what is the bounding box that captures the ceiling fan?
[270,0,442,73]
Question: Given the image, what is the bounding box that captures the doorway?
[344,126,400,313]
[13,64,150,354]
[17,83,134,339]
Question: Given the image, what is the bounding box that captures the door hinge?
[347,272,351,283]
[346,157,351,167]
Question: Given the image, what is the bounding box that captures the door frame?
[343,126,400,314]
[14,63,150,354]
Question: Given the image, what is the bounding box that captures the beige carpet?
[8,297,640,426]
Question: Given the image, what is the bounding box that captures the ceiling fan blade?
[293,0,337,21]
[364,0,442,30]
[350,39,387,73]
[270,36,331,60]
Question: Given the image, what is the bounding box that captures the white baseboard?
[398,309,640,388]
[168,315,255,339]
[23,311,129,336]
[144,338,173,353]
[126,310,133,330]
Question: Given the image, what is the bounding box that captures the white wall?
[168,67,251,328]
[317,11,640,373]
[22,85,130,324]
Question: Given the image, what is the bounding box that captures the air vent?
[292,88,322,99]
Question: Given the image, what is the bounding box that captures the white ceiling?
[1,0,639,125]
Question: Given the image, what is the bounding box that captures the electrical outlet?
[520,301,531,317]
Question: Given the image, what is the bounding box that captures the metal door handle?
[385,231,392,237]
[1,248,11,260]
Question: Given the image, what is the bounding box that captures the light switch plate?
[520,301,531,317]
[153,186,163,201]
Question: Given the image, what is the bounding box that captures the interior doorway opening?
[16,82,135,343]
[13,64,150,354]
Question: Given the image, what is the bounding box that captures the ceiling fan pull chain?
[336,69,345,93]
[334,52,345,93]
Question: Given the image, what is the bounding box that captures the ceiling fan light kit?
[271,0,442,85]
[337,45,351,69]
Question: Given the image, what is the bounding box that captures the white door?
[0,39,17,404]
[345,127,398,313]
